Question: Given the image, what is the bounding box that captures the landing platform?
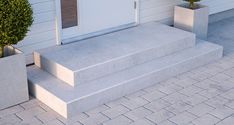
[34,23,195,86]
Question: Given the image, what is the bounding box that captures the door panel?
[80,0,136,34]
[61,0,136,41]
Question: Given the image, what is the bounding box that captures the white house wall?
[140,0,234,23]
[15,0,57,64]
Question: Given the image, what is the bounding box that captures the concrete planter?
[174,4,209,40]
[0,46,29,110]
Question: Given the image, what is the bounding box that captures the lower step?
[28,41,223,118]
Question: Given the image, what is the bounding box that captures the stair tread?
[36,23,194,71]
[28,41,222,103]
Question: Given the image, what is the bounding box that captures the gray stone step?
[28,41,223,118]
[34,23,195,87]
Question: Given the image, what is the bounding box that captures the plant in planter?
[174,0,209,40]
[0,0,33,109]
[184,0,201,9]
[0,0,33,58]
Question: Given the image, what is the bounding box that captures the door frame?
[54,0,140,45]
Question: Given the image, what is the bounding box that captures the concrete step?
[34,23,195,87]
[28,41,223,118]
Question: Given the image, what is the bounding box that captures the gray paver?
[209,106,234,119]
[102,105,130,119]
[144,99,171,112]
[79,113,109,125]
[187,103,215,117]
[192,114,220,125]
[129,118,154,125]
[124,107,152,121]
[216,115,234,125]
[103,115,132,125]
[146,109,175,124]
[169,112,197,125]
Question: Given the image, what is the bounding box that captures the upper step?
[29,41,223,118]
[34,23,195,87]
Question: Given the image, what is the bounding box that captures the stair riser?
[29,82,68,118]
[31,47,222,118]
[36,36,195,87]
[34,52,75,86]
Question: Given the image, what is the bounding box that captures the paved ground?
[1,17,234,125]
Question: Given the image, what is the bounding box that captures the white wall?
[140,0,234,23]
[15,0,57,64]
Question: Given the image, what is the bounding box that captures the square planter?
[174,4,209,40]
[0,46,29,110]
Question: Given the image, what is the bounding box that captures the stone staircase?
[28,22,223,118]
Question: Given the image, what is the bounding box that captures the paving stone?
[188,72,213,82]
[0,114,22,125]
[156,82,183,95]
[204,64,224,75]
[193,79,218,90]
[16,107,46,121]
[144,99,171,112]
[223,68,234,77]
[18,117,43,125]
[102,105,130,119]
[36,111,59,123]
[103,115,132,125]
[124,107,152,121]
[169,112,197,125]
[143,83,163,93]
[121,97,149,110]
[179,85,203,97]
[71,122,83,125]
[20,99,42,109]
[129,118,154,125]
[44,119,65,125]
[182,94,208,106]
[0,105,24,118]
[56,113,88,125]
[209,73,232,83]
[216,114,234,125]
[192,114,220,125]
[125,90,148,99]
[198,88,223,99]
[85,105,110,115]
[146,109,175,124]
[225,100,234,109]
[162,92,188,104]
[205,96,230,108]
[141,90,166,102]
[176,71,196,80]
[210,106,234,119]
[217,79,234,91]
[160,77,180,85]
[214,60,234,70]
[159,120,177,125]
[105,97,129,108]
[79,113,109,125]
[165,101,192,114]
[173,77,198,88]
[221,89,234,100]
[187,103,215,117]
